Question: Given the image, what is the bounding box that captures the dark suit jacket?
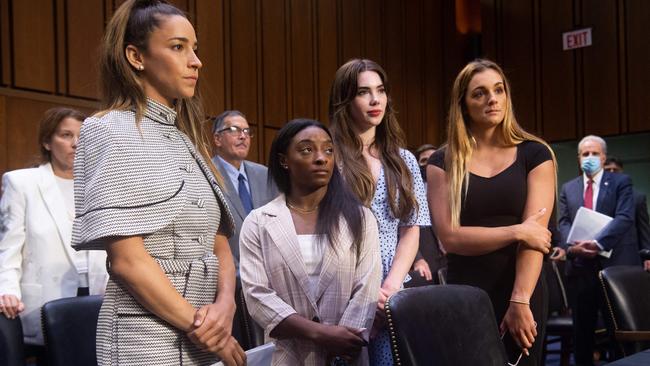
[213,157,279,271]
[634,190,650,252]
[558,171,639,270]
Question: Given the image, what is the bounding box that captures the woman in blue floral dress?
[328,59,430,365]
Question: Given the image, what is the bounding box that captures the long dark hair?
[268,119,366,251]
[329,58,417,221]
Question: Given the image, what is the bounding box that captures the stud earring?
[138,65,144,70]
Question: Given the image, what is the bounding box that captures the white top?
[54,175,89,286]
[582,168,603,211]
[297,234,324,295]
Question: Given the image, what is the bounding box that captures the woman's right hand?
[0,294,25,319]
[209,335,246,366]
[516,209,551,254]
[316,324,367,359]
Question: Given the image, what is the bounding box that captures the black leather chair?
[385,284,507,366]
[0,315,25,366]
[41,295,103,366]
[543,260,573,366]
[599,265,650,358]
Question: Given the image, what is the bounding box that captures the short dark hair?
[212,110,246,134]
[604,156,623,168]
[38,107,86,164]
[415,143,437,160]
[268,118,366,252]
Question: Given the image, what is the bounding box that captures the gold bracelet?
[509,298,530,305]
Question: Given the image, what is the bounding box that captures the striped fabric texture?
[72,99,234,365]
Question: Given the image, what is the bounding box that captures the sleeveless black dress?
[428,141,551,366]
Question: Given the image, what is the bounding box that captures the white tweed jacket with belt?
[72,99,235,366]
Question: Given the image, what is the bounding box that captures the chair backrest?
[41,295,103,366]
[0,315,25,366]
[545,260,569,314]
[599,266,650,356]
[386,284,507,366]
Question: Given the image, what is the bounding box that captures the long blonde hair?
[446,59,556,227]
[97,0,221,184]
[329,59,418,221]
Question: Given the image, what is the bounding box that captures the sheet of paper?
[567,207,613,258]
[213,342,275,366]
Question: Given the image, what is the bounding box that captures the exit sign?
[563,28,592,50]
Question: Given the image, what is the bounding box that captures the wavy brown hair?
[328,59,417,221]
[97,0,221,183]
[446,59,556,227]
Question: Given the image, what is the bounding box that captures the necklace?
[286,201,319,214]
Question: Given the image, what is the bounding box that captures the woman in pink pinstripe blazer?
[239,119,381,365]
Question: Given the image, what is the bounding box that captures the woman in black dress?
[427,59,556,365]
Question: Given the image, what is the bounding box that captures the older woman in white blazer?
[0,107,108,346]
[240,119,381,365]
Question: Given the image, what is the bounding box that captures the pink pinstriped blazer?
[239,195,381,366]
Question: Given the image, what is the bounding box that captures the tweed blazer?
[0,163,107,345]
[72,99,235,366]
[212,157,278,271]
[239,195,381,366]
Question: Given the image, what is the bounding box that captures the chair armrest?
[615,330,650,342]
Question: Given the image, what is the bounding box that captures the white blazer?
[0,163,108,345]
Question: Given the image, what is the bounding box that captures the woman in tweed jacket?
[72,1,245,365]
[240,119,382,365]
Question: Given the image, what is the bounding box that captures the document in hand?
[567,207,613,258]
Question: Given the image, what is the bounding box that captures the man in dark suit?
[604,156,650,271]
[557,135,638,366]
[212,111,278,273]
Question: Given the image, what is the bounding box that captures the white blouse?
[297,234,324,295]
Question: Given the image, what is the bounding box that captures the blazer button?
[312,316,320,323]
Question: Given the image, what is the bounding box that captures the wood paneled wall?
[3,0,646,176]
[481,0,650,141]
[0,0,455,174]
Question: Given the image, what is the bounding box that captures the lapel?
[215,157,247,221]
[37,164,77,268]
[262,196,319,312]
[313,218,351,303]
[569,176,584,215]
[597,171,611,213]
[178,134,236,236]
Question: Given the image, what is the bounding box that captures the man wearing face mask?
[557,135,638,366]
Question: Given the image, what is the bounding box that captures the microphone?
[640,249,650,261]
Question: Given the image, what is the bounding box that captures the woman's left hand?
[377,282,400,311]
[187,297,236,349]
[500,302,537,356]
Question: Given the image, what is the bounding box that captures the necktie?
[238,173,253,215]
[584,179,594,209]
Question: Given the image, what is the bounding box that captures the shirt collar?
[583,168,604,187]
[217,155,247,182]
[143,98,177,126]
